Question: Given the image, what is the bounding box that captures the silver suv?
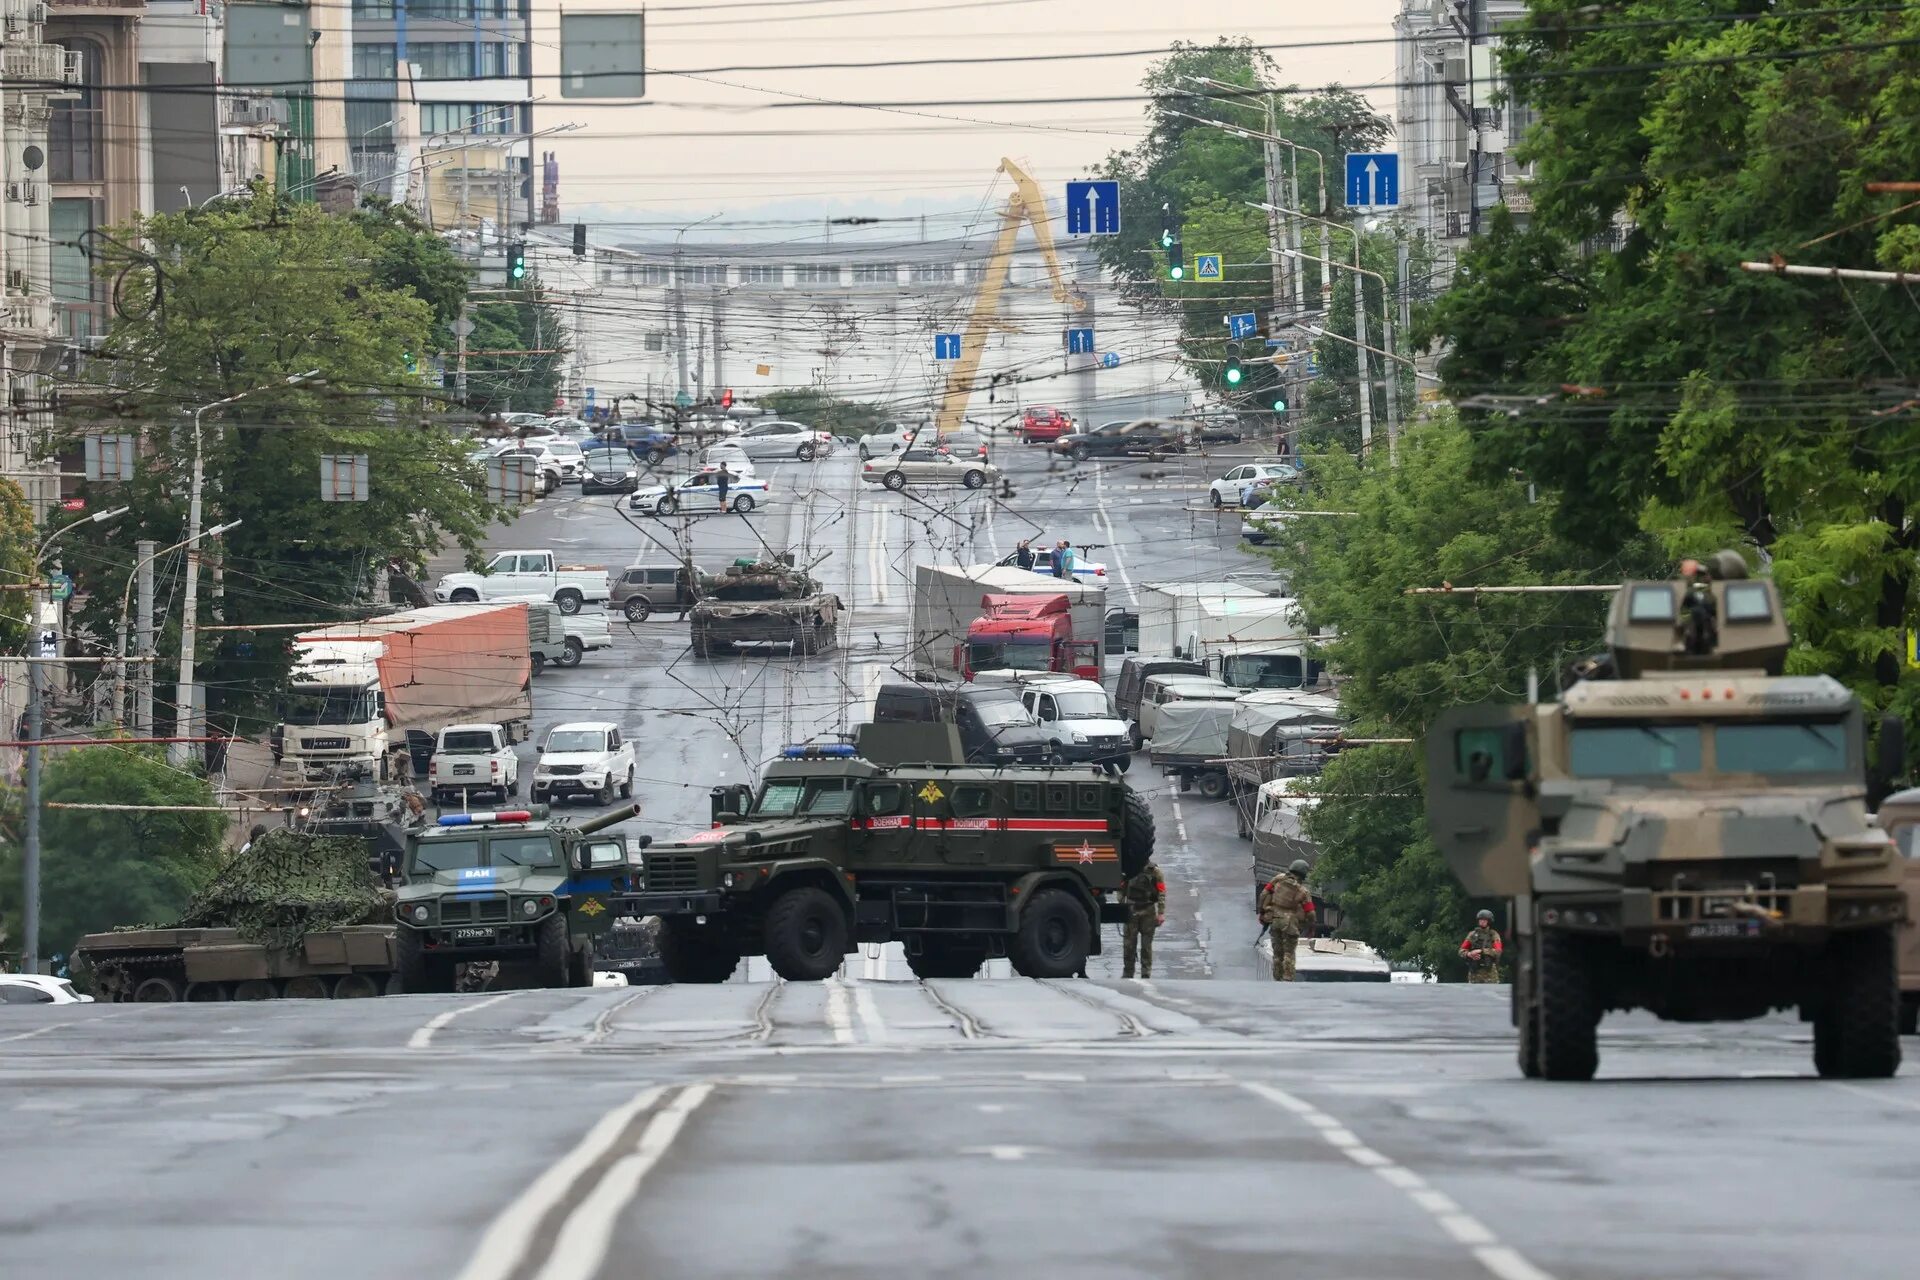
[610,563,695,622]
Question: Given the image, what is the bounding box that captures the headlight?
[722,872,737,890]
[410,904,430,924]
[521,898,540,918]
[1070,731,1088,743]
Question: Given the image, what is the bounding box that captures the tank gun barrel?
[575,802,642,835]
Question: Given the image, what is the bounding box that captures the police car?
[628,467,772,515]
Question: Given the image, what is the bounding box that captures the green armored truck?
[605,742,1155,981]
[393,802,642,992]
[1427,553,1907,1080]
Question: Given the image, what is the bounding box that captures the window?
[545,728,607,753]
[50,198,101,341]
[794,264,839,285]
[410,42,477,80]
[622,569,647,585]
[354,43,397,81]
[49,41,102,183]
[865,782,906,815]
[420,103,521,136]
[639,264,671,285]
[951,785,994,818]
[646,569,678,585]
[740,264,782,284]
[1,986,55,1005]
[354,0,397,15]
[964,262,988,283]
[477,42,523,79]
[910,263,952,283]
[1715,722,1848,775]
[1627,585,1674,623]
[490,836,560,868]
[1568,725,1702,778]
[853,262,899,283]
[1724,582,1773,622]
[411,838,483,873]
[676,265,726,285]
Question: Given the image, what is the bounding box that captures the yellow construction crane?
[935,158,1087,436]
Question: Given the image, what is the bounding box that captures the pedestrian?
[715,463,732,511]
[388,741,414,786]
[1460,909,1504,983]
[240,823,268,856]
[1120,859,1167,979]
[1258,858,1316,981]
[1015,538,1034,572]
[1055,539,1076,580]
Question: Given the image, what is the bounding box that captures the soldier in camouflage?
[1121,860,1166,979]
[1259,859,1315,981]
[1459,909,1503,983]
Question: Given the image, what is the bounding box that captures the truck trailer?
[910,564,1107,680]
[278,603,534,782]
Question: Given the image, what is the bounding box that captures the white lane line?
[851,983,890,1044]
[1830,1082,1920,1112]
[531,1083,715,1280]
[824,975,857,1044]
[1241,1081,1557,1280]
[453,1084,668,1280]
[0,1021,84,1045]
[1091,465,1138,605]
[408,991,517,1050]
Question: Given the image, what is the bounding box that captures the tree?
[55,187,503,739]
[465,288,570,415]
[0,745,228,958]
[0,478,35,654]
[759,390,891,440]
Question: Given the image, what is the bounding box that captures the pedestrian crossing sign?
[1194,253,1223,281]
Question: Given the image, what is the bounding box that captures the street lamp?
[114,519,241,735]
[20,503,130,973]
[171,371,319,768]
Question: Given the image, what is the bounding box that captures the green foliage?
[0,746,227,957]
[758,390,892,438]
[466,286,571,415]
[0,478,35,653]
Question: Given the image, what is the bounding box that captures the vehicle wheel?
[508,773,521,799]
[646,448,668,466]
[906,940,988,980]
[1070,443,1091,462]
[569,936,595,989]
[764,886,849,981]
[657,494,679,515]
[1008,888,1091,979]
[658,918,741,983]
[184,981,230,1002]
[534,913,572,989]
[1114,754,1131,773]
[555,589,584,616]
[133,976,182,1003]
[1196,770,1229,801]
[1816,927,1901,1078]
[797,443,818,461]
[1210,490,1224,508]
[451,589,479,603]
[283,975,332,999]
[557,637,585,667]
[1129,722,1144,751]
[1537,929,1600,1081]
[620,768,634,799]
[624,597,652,623]
[1119,785,1156,877]
[859,445,872,460]
[595,775,616,805]
[690,632,711,659]
[233,979,277,1001]
[731,494,755,513]
[332,973,381,999]
[531,787,547,806]
[531,652,546,675]
[396,929,454,994]
[883,470,907,491]
[1515,939,1543,1078]
[963,470,986,489]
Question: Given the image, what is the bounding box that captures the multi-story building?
[1392,0,1531,285]
[523,231,1195,428]
[222,1,349,202]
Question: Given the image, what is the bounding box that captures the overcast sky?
[526,0,1402,238]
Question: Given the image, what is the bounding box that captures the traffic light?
[572,223,587,257]
[720,388,734,410]
[402,349,417,373]
[1167,235,1184,280]
[1224,353,1244,387]
[1265,385,1287,414]
[507,241,527,282]
[1160,202,1175,249]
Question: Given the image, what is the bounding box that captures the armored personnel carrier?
[605,739,1155,982]
[689,555,841,657]
[1427,553,1906,1079]
[391,802,641,992]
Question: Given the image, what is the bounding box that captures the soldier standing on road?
[1015,538,1034,571]
[1460,909,1504,983]
[1259,859,1316,981]
[1121,859,1167,979]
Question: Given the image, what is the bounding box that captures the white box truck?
[909,564,1108,680]
[1136,582,1319,688]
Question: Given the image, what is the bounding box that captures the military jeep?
[607,744,1155,982]
[392,803,641,991]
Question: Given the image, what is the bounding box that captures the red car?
[1019,405,1074,442]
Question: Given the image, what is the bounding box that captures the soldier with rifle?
[1258,859,1315,982]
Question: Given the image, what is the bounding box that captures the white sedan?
[629,467,773,515]
[731,420,836,461]
[856,423,939,460]
[0,974,93,1004]
[995,548,1108,580]
[1208,462,1299,508]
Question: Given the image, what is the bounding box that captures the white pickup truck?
[531,721,636,806]
[434,550,611,616]
[426,723,520,805]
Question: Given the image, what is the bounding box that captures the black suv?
[1051,418,1189,462]
[872,682,1053,764]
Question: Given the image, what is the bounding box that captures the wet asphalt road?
[17,442,1915,1279]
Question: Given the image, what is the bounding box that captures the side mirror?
[1876,712,1907,797]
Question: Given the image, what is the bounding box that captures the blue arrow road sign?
[1305,351,1322,377]
[1065,327,1095,355]
[934,333,962,361]
[585,386,596,406]
[1102,352,1121,369]
[1064,180,1121,236]
[1344,152,1400,208]
[1194,253,1223,281]
[1227,312,1258,341]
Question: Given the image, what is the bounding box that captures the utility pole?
[1352,213,1373,456]
[455,299,470,405]
[23,628,46,971]
[1383,242,1402,462]
[1259,97,1288,329]
[134,538,153,734]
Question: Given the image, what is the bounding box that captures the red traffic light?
[720,388,734,409]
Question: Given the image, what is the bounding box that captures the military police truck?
[1427,553,1907,1080]
[392,803,642,992]
[606,743,1155,982]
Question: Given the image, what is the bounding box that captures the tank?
[1426,553,1907,1080]
[73,829,399,1003]
[689,555,842,657]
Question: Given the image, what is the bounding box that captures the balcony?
[3,295,56,336]
[3,41,84,87]
[220,93,288,130]
[47,0,147,12]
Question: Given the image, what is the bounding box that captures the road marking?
[1091,467,1138,604]
[824,975,856,1044]
[452,1084,668,1280]
[851,983,889,1044]
[1021,1071,1086,1083]
[1241,1081,1557,1280]
[1831,1082,1920,1112]
[0,1021,83,1045]
[584,990,648,1045]
[531,1083,715,1280]
[407,991,517,1050]
[960,1144,1041,1161]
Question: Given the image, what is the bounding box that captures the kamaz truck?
[606,741,1155,982]
[1427,553,1907,1080]
[962,592,1099,680]
[392,802,643,992]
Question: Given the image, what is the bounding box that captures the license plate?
[452,927,494,941]
[1685,920,1759,940]
[454,765,474,776]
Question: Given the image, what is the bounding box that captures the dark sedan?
[1051,418,1190,462]
[580,450,640,494]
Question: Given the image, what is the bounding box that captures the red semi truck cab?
[959,593,1100,680]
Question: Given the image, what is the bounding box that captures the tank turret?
[1605,550,1789,678]
[698,555,821,601]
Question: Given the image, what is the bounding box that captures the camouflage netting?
[172,829,393,952]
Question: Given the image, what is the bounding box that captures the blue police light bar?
[781,744,858,758]
[437,809,535,826]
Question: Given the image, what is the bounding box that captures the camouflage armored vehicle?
[602,740,1155,982]
[1866,788,1920,1033]
[75,829,399,1002]
[392,802,642,992]
[689,555,842,657]
[1427,553,1907,1080]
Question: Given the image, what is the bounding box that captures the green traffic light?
[1169,264,1184,280]
[1160,230,1173,248]
[1225,361,1243,386]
